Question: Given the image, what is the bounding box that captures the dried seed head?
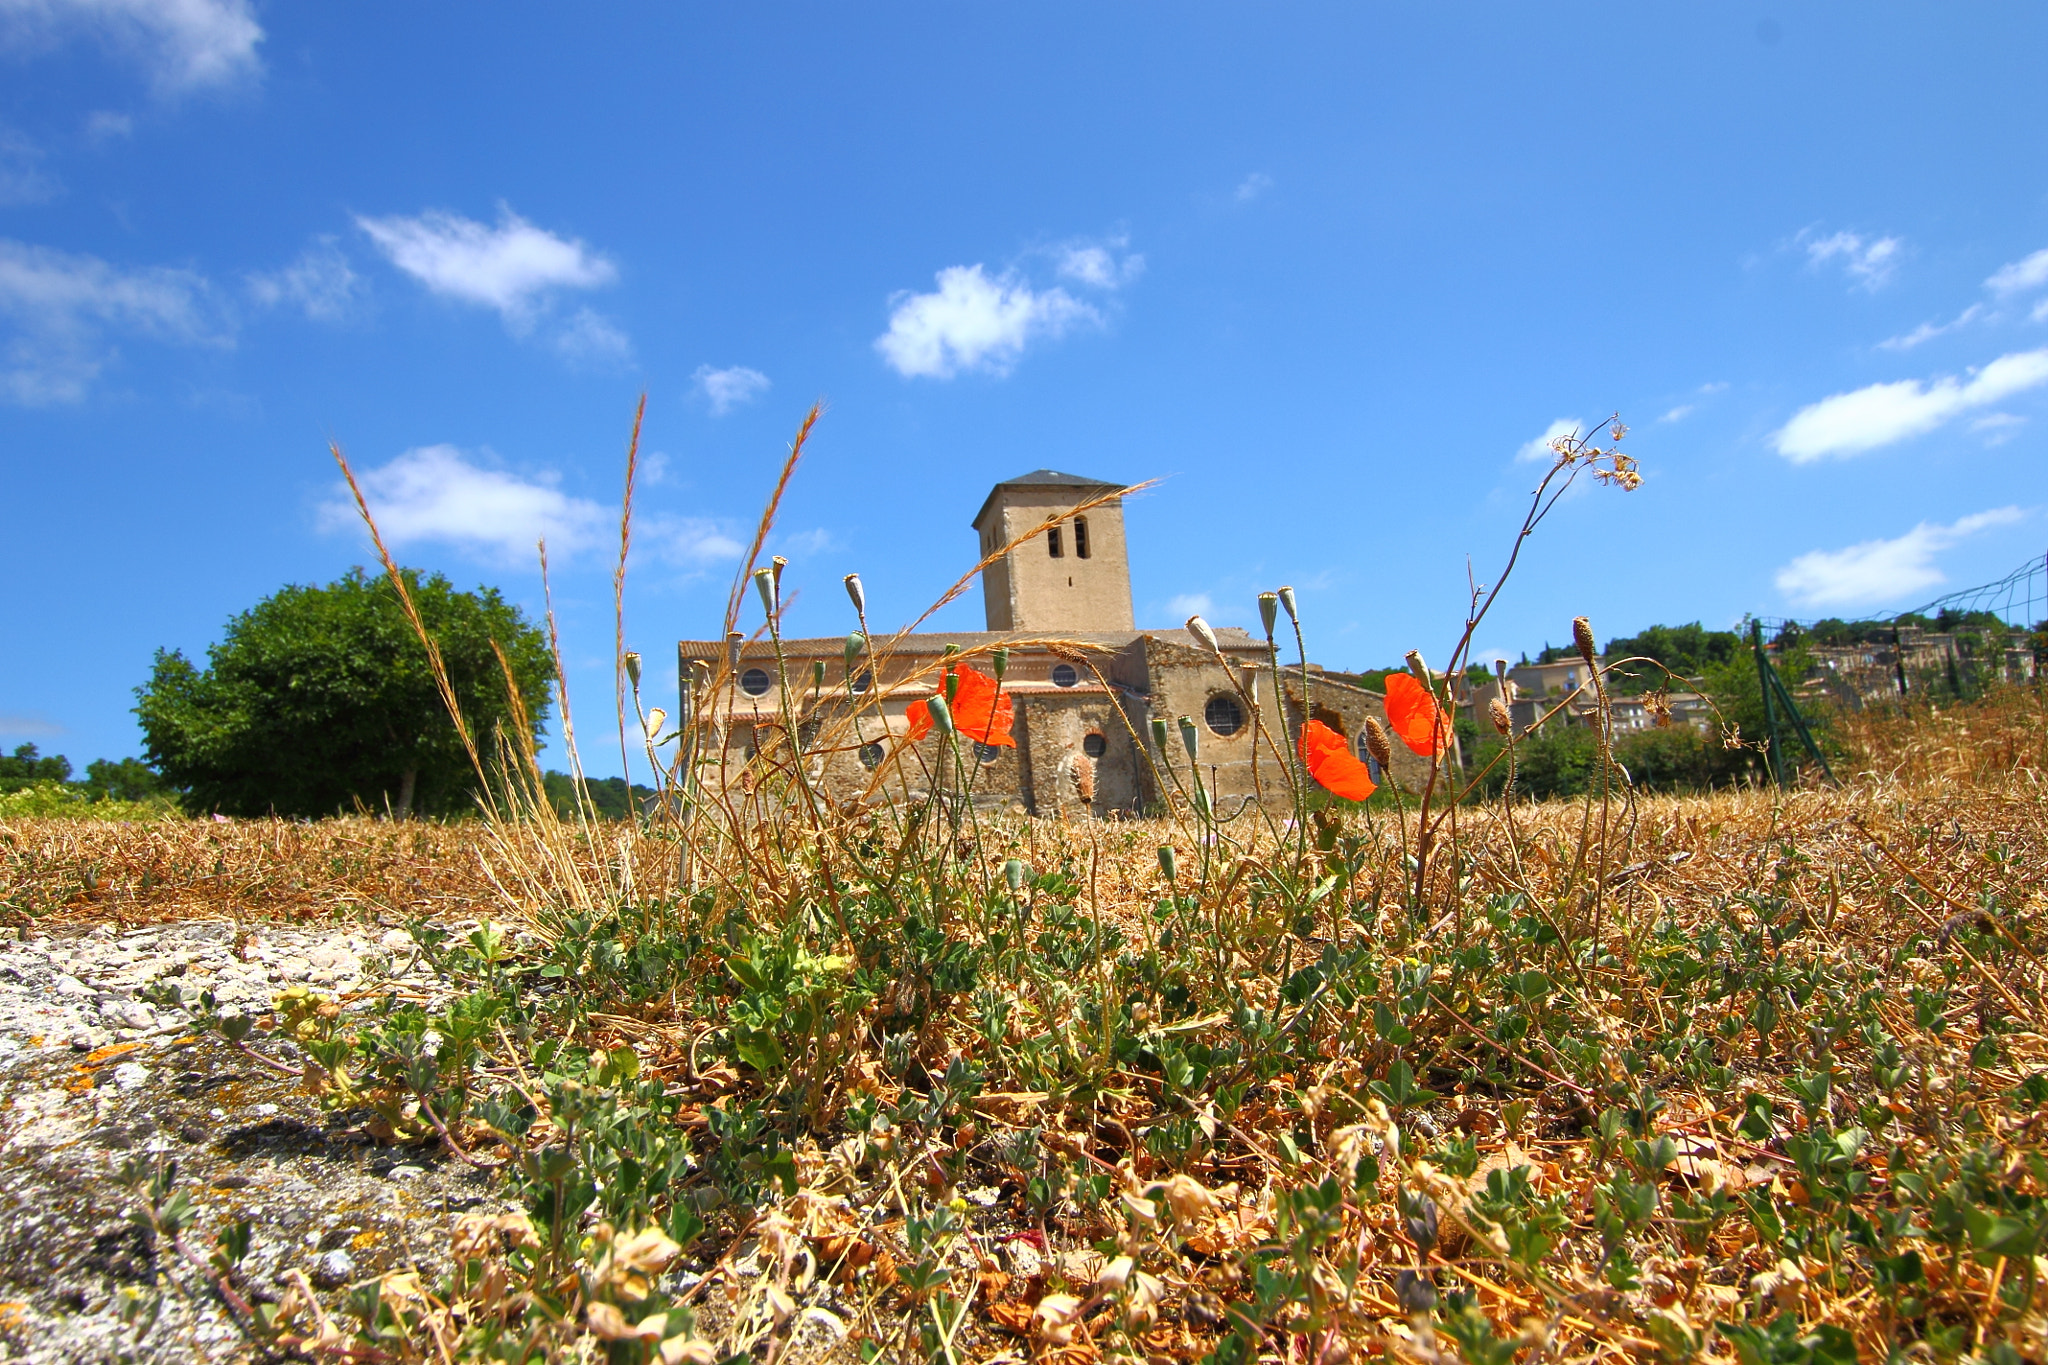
[1364,717,1393,771]
[1258,592,1279,641]
[645,707,667,741]
[1404,650,1429,682]
[725,631,744,674]
[1186,614,1221,655]
[1277,585,1299,626]
[770,555,787,593]
[1573,616,1597,665]
[1177,714,1200,763]
[623,651,642,688]
[1494,657,1508,685]
[843,573,865,615]
[1489,697,1512,735]
[753,566,777,617]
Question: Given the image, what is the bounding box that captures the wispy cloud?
[1772,348,2048,462]
[247,238,360,321]
[554,307,632,366]
[643,514,744,567]
[1775,507,2026,608]
[0,712,63,738]
[355,206,616,330]
[1986,247,2048,296]
[0,237,224,404]
[1167,592,1213,620]
[876,263,1097,379]
[82,109,130,141]
[1054,236,1144,290]
[321,445,609,563]
[0,127,56,205]
[1234,172,1273,203]
[0,0,263,93]
[1970,412,2027,446]
[1516,417,1582,463]
[1878,304,1983,352]
[693,363,769,415]
[1802,228,1904,291]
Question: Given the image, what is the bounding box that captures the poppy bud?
[844,633,865,672]
[812,660,826,689]
[1489,698,1512,735]
[992,647,1009,682]
[944,669,960,705]
[1177,715,1199,763]
[928,694,955,736]
[1004,858,1025,893]
[844,573,865,615]
[1277,585,1299,626]
[1573,616,1597,666]
[1150,716,1171,753]
[1364,717,1394,772]
[753,566,777,617]
[1258,593,1279,641]
[1157,845,1177,881]
[623,651,642,688]
[1186,615,1221,655]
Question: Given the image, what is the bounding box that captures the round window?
[1051,662,1079,688]
[858,742,884,770]
[1204,694,1244,737]
[850,668,873,694]
[1082,732,1107,759]
[740,667,772,697]
[972,742,1004,764]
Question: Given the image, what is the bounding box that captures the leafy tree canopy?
[137,568,553,818]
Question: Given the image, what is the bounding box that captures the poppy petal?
[1299,719,1377,801]
[1383,673,1450,758]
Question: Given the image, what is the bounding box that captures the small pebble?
[311,1248,356,1289]
[110,1063,151,1092]
[386,1165,426,1182]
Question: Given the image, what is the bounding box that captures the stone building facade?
[677,471,1424,817]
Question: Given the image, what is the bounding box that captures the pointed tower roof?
[971,470,1124,529]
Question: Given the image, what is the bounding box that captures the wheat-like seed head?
[1364,717,1393,771]
[1573,616,1596,666]
[1490,698,1512,735]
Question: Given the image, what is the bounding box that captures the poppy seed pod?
[1258,593,1279,641]
[1177,715,1199,763]
[944,669,960,705]
[645,707,667,741]
[1150,716,1171,753]
[843,573,865,615]
[753,566,777,617]
[1277,585,1299,626]
[1186,615,1221,655]
[623,651,642,688]
[811,660,825,689]
[1489,697,1512,735]
[1573,616,1597,666]
[1405,650,1430,683]
[1157,845,1177,881]
[1364,716,1394,772]
[844,633,865,672]
[725,631,744,675]
[992,647,1009,682]
[927,693,954,735]
[770,555,787,593]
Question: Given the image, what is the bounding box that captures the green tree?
[137,568,553,818]
[82,758,173,802]
[0,744,72,792]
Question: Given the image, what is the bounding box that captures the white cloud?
[1660,405,1693,423]
[1878,304,1983,352]
[355,207,615,329]
[1055,237,1144,289]
[1775,507,2027,608]
[776,527,834,557]
[1235,172,1273,203]
[0,712,63,737]
[82,109,130,141]
[0,237,223,404]
[1970,412,2026,446]
[247,239,360,321]
[1167,592,1214,619]
[875,263,1097,379]
[554,307,632,365]
[644,514,743,566]
[1803,229,1903,290]
[322,445,610,563]
[1772,348,2048,462]
[1987,247,2048,296]
[693,363,769,415]
[1516,417,1582,463]
[0,0,263,93]
[0,128,56,205]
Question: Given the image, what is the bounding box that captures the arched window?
[1073,515,1091,559]
[740,667,772,697]
[1082,732,1107,758]
[1050,663,1079,688]
[1048,525,1064,558]
[850,668,873,694]
[1204,694,1245,737]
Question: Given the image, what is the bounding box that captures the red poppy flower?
[906,665,1017,748]
[1298,719,1376,801]
[1383,673,1450,757]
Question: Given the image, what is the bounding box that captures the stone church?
[677,471,1420,817]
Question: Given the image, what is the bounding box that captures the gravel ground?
[0,920,496,1363]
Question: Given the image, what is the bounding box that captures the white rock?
[54,976,93,998]
[111,1063,151,1092]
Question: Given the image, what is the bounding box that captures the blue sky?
[4,4,2047,778]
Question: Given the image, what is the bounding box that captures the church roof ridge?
[972,470,1125,529]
